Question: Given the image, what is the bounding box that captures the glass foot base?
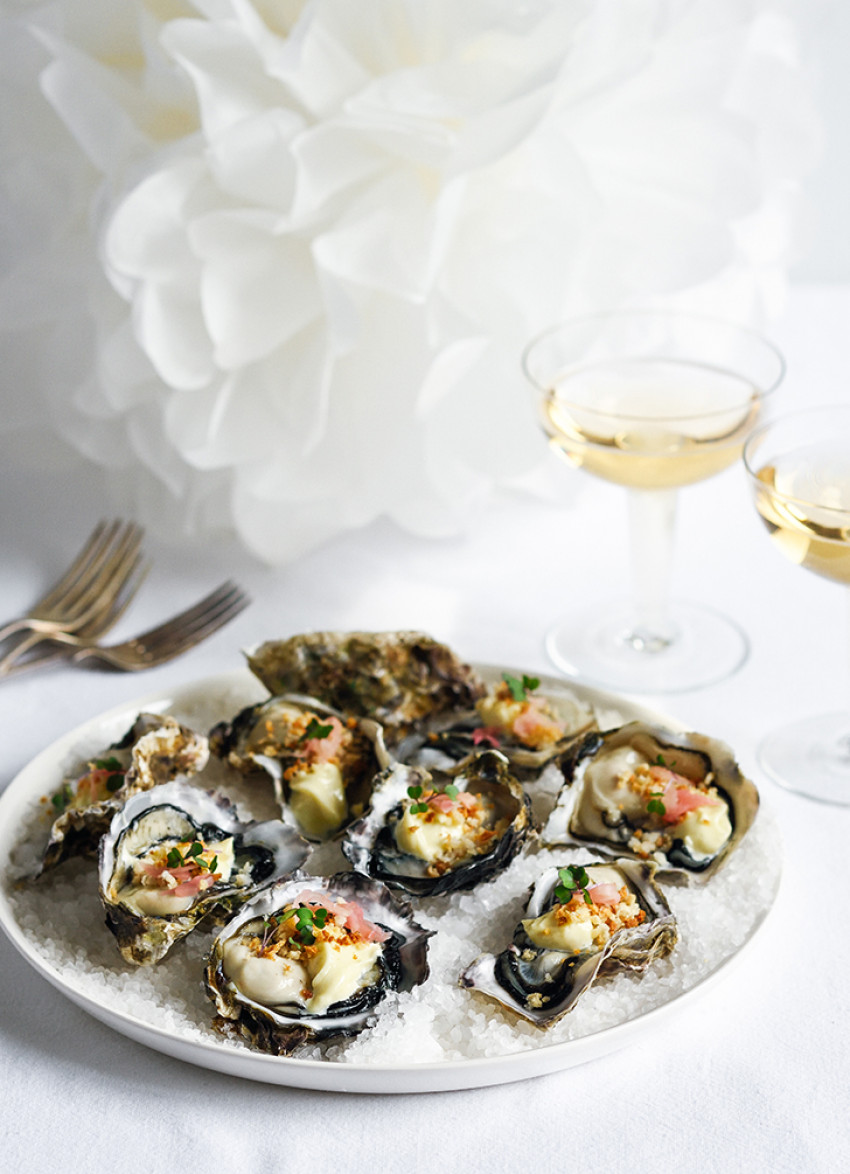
[758,711,850,806]
[545,599,749,694]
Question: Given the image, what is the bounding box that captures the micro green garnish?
[165,840,217,873]
[647,791,666,816]
[407,784,429,815]
[502,672,540,702]
[276,904,330,946]
[655,753,677,769]
[93,756,125,792]
[301,717,333,742]
[444,784,459,801]
[50,782,73,813]
[554,864,592,906]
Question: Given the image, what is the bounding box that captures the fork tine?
[0,556,153,675]
[32,520,117,613]
[52,522,144,619]
[128,582,246,648]
[128,587,250,658]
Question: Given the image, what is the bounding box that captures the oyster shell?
[204,871,431,1055]
[395,673,596,779]
[460,858,677,1025]
[341,749,533,897]
[245,631,485,745]
[39,713,209,874]
[209,694,390,841]
[542,722,759,882]
[98,780,311,965]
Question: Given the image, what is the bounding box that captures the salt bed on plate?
[2,684,781,1066]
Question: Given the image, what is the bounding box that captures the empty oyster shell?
[39,713,209,874]
[98,780,311,965]
[245,631,485,746]
[542,722,759,883]
[460,858,677,1025]
[341,749,533,897]
[204,871,432,1055]
[209,694,390,841]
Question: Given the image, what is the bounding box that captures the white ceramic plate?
[0,668,780,1094]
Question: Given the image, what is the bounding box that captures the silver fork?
[2,581,250,676]
[0,525,150,674]
[0,520,146,642]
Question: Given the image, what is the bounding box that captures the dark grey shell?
[39,713,209,874]
[542,722,759,884]
[204,871,432,1055]
[208,693,390,841]
[460,858,677,1026]
[341,749,533,897]
[98,780,311,966]
[245,631,486,746]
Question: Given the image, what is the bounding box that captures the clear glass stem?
[626,488,679,653]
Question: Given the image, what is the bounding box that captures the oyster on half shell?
[341,749,533,897]
[98,780,310,965]
[396,673,596,779]
[542,722,759,883]
[245,631,485,746]
[460,858,677,1025]
[204,872,431,1055]
[209,694,390,841]
[39,713,209,874]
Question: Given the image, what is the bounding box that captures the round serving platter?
[0,667,781,1094]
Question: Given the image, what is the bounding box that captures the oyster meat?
[40,713,209,874]
[246,630,485,745]
[543,722,759,882]
[98,780,311,965]
[209,694,390,840]
[204,872,431,1055]
[460,858,677,1025]
[396,671,596,778]
[341,749,533,897]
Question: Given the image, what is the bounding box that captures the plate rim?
[0,666,781,1094]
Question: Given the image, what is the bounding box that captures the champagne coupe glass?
[743,405,850,804]
[522,310,785,693]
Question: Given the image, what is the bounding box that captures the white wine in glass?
[744,405,850,804]
[523,311,785,693]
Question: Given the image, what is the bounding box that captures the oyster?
[396,672,596,778]
[543,722,759,882]
[460,858,677,1025]
[341,749,533,897]
[40,713,209,874]
[98,780,311,965]
[245,630,485,745]
[204,871,431,1055]
[209,694,390,840]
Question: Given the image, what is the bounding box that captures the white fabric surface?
[1,283,849,1172]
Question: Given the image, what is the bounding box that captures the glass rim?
[743,402,850,516]
[521,308,786,424]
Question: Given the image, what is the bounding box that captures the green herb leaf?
[302,717,333,742]
[554,864,592,906]
[166,846,184,868]
[502,672,541,702]
[50,782,73,813]
[94,757,124,773]
[444,784,459,801]
[647,792,666,816]
[189,841,204,858]
[407,785,423,800]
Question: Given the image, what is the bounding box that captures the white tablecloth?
[2,284,849,1173]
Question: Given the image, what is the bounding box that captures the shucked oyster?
[98,780,310,965]
[39,713,209,874]
[341,749,533,897]
[205,872,431,1055]
[209,694,390,841]
[397,671,596,779]
[543,722,759,883]
[460,858,677,1025]
[246,631,485,746]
